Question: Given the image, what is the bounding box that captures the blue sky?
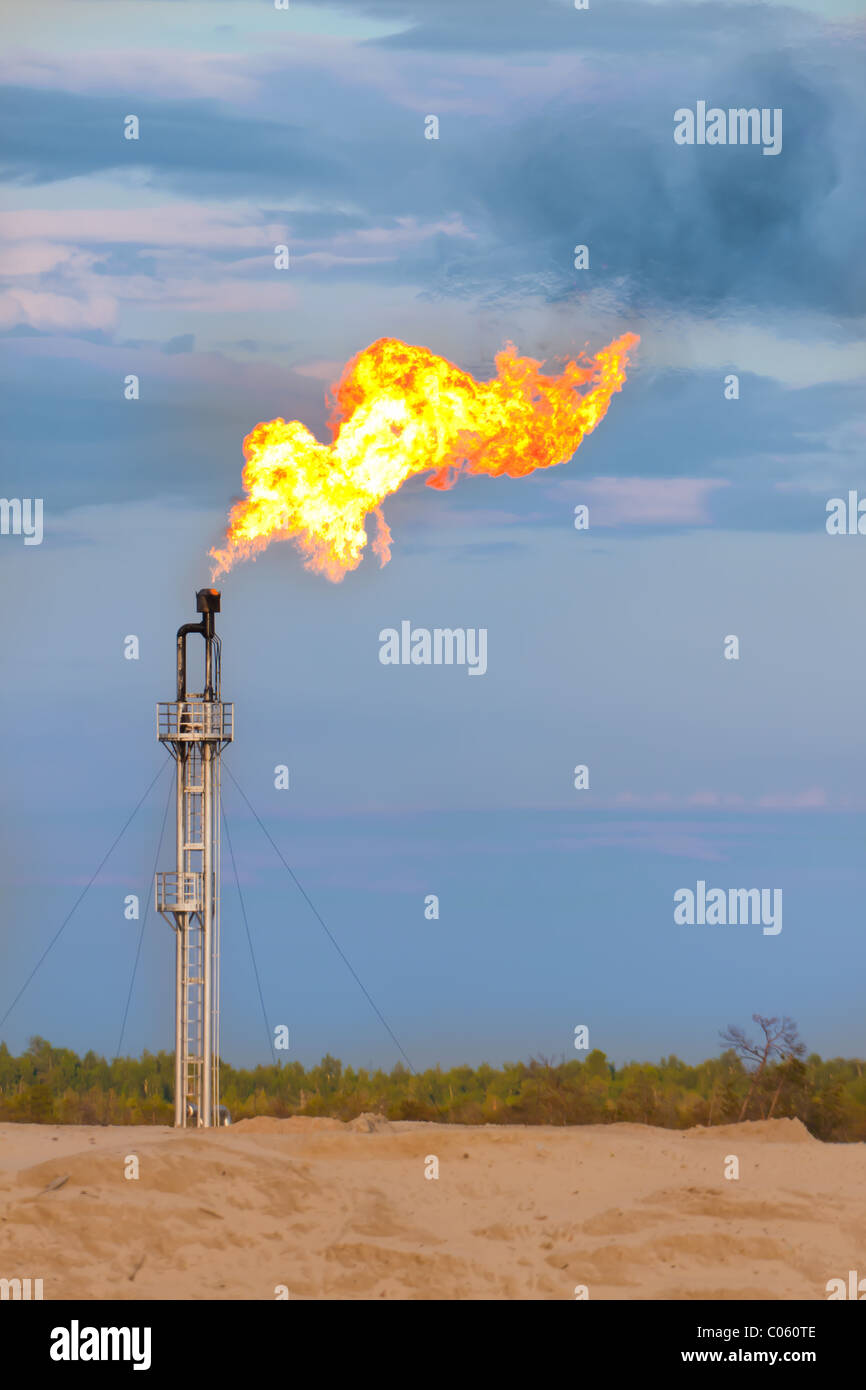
[0,0,864,1071]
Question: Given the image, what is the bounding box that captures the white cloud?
[549,476,729,526]
[0,206,289,249]
[0,48,261,101]
[0,241,92,276]
[0,288,116,331]
[642,311,866,389]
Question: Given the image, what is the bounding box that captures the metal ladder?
[181,745,206,1122]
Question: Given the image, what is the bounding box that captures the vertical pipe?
[213,751,221,1122]
[175,746,185,1128]
[202,738,213,1128]
[174,925,183,1128]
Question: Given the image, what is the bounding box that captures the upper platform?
[157,700,233,743]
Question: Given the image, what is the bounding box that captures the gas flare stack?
[156,589,233,1127]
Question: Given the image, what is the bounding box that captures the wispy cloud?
[0,287,115,331]
[0,48,262,101]
[548,476,729,526]
[0,205,289,247]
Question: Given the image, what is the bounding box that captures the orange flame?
[210,332,639,582]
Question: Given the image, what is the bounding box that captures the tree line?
[1,1022,863,1139]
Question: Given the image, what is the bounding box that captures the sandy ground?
[0,1115,862,1300]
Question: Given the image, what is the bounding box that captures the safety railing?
[157,701,233,743]
[156,870,203,915]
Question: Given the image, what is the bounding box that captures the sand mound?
[684,1117,816,1143]
[346,1112,391,1133]
[230,1115,344,1134]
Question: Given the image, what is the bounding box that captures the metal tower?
[156,589,233,1127]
